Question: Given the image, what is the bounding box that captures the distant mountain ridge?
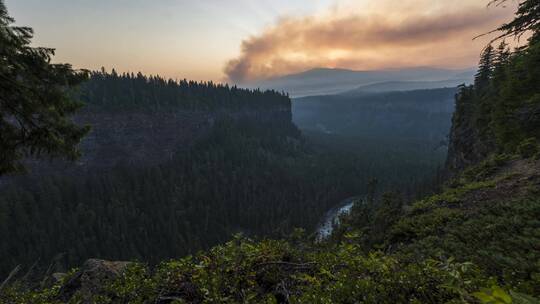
[246,67,475,97]
[341,79,470,95]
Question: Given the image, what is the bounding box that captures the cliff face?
[14,106,293,177]
[445,112,493,175]
[445,98,540,175]
[75,110,211,168]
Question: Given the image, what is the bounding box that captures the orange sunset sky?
[6,0,516,83]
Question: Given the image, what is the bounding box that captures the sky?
[5,0,516,83]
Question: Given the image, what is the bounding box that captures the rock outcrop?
[445,115,493,175]
[24,110,212,173]
[58,259,131,303]
[0,106,293,183]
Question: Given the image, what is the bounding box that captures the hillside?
[4,155,537,303]
[341,80,467,94]
[293,88,456,142]
[291,88,458,197]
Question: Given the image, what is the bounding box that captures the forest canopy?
[78,70,290,111]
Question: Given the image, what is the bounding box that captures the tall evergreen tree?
[491,41,511,90]
[0,0,89,175]
[474,44,495,92]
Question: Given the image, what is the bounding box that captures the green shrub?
[518,138,540,158]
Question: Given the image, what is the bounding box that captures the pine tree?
[0,0,89,175]
[491,41,511,90]
[474,44,495,92]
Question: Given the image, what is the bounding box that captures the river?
[316,197,359,240]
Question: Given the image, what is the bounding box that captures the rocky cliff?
[8,106,292,179]
[445,108,494,175]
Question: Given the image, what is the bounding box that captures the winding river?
[316,197,360,240]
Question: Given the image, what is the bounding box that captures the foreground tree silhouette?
[489,0,539,40]
[0,0,88,175]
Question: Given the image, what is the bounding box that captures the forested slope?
[0,64,453,278]
[293,88,456,141]
[0,72,371,275]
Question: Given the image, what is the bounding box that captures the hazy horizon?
[6,0,515,83]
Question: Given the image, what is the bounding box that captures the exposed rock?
[445,111,494,176]
[27,110,212,173]
[445,159,540,211]
[66,108,290,171]
[51,272,67,283]
[156,282,201,304]
[445,95,540,176]
[517,103,540,134]
[39,272,68,289]
[57,259,131,303]
[0,108,292,186]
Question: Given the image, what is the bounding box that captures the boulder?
[51,272,67,283]
[58,259,131,302]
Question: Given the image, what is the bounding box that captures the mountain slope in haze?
[341,79,470,95]
[247,67,474,97]
[293,88,457,142]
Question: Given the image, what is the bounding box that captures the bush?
[518,138,539,158]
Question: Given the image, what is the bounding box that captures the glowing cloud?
[225,0,515,83]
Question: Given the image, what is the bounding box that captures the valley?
[0,72,452,276]
[1,0,539,302]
